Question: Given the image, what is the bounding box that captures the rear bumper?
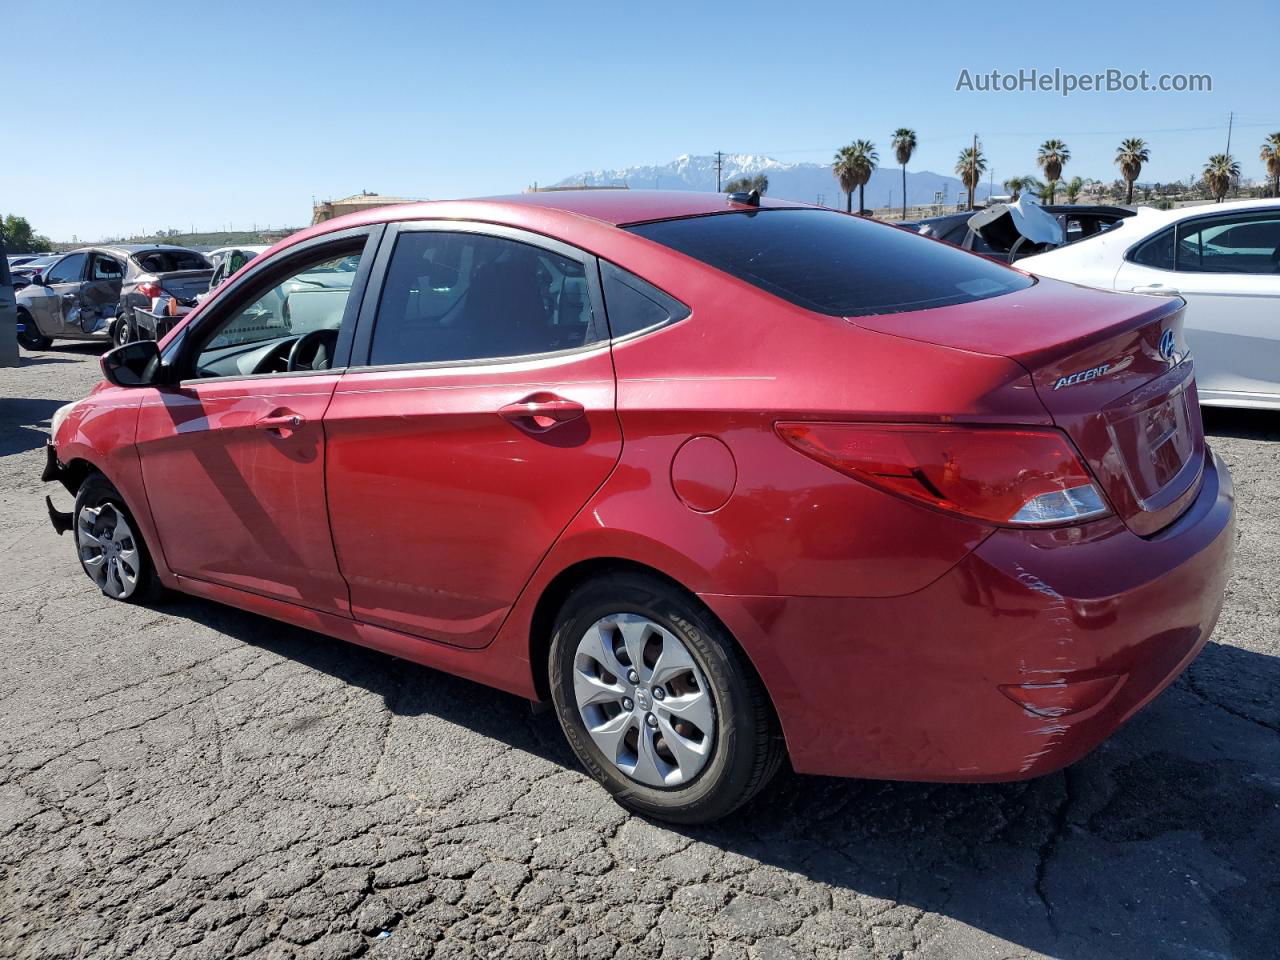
[702,448,1235,781]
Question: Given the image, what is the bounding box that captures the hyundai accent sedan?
[42,191,1234,823]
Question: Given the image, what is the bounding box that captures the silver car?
[16,244,211,350]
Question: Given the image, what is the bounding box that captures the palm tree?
[955,145,987,209]
[1203,154,1241,202]
[891,128,917,219]
[832,146,859,213]
[1036,139,1071,204]
[723,173,769,195]
[1260,133,1280,198]
[1003,176,1027,199]
[1062,176,1086,205]
[846,140,879,213]
[1115,138,1150,204]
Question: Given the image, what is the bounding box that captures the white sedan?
[1020,198,1280,410]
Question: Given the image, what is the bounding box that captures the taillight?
[776,422,1111,527]
[135,276,162,299]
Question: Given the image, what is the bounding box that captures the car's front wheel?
[16,310,53,350]
[73,475,164,603]
[549,571,784,823]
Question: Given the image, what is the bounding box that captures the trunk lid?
[851,277,1203,535]
[158,269,213,304]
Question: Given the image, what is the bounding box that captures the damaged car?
[43,192,1233,823]
[15,244,212,350]
[906,201,1134,263]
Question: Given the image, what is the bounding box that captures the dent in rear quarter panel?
[53,388,173,578]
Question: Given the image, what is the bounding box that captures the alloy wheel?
[572,613,716,787]
[77,503,140,599]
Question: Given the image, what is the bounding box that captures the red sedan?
[43,191,1234,823]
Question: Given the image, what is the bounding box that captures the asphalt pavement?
[2,344,1277,960]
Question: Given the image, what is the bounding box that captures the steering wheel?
[287,329,339,372]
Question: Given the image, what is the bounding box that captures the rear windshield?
[133,250,211,273]
[627,208,1032,317]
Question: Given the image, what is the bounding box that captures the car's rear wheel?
[549,571,784,824]
[16,310,52,350]
[112,304,133,346]
[73,475,164,603]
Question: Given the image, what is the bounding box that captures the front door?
[133,229,380,614]
[324,225,621,648]
[31,252,88,334]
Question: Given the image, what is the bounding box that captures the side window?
[46,253,87,284]
[600,262,690,338]
[93,256,123,281]
[1130,227,1176,271]
[192,245,363,379]
[370,231,606,366]
[1174,214,1280,274]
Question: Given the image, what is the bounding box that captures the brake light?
[135,276,162,299]
[776,422,1111,527]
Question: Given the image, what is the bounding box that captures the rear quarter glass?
[626,208,1032,317]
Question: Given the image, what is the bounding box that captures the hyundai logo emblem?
[1158,329,1177,362]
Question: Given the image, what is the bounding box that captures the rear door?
[323,223,621,648]
[81,253,124,331]
[1115,208,1280,404]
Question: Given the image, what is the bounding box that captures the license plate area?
[1104,362,1203,513]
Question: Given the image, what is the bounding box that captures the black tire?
[16,310,53,350]
[111,306,132,347]
[72,475,165,604]
[549,571,784,824]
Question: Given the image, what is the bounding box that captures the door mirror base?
[101,340,166,387]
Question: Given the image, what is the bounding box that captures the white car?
[1020,198,1280,410]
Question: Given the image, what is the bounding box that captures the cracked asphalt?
[2,344,1278,960]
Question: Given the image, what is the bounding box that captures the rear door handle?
[499,393,585,432]
[1131,284,1180,295]
[256,411,305,432]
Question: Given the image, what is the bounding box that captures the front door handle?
[498,393,585,432]
[256,411,305,433]
[1131,284,1180,295]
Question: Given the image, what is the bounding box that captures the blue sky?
[4,0,1277,240]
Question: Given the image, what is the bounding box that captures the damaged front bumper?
[42,442,73,535]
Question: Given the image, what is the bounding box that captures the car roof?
[472,190,807,225]
[1140,197,1280,227]
[1044,204,1134,216]
[265,190,815,263]
[310,190,805,233]
[62,243,207,258]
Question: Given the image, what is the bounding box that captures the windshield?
[627,208,1032,317]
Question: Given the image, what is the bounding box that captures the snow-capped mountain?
[550,153,993,209]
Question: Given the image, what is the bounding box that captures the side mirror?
[101,339,165,387]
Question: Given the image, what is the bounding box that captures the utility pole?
[1225,111,1234,155]
[715,151,724,192]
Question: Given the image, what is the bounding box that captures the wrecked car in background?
[15,245,211,350]
[904,202,1135,263]
[197,245,269,303]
